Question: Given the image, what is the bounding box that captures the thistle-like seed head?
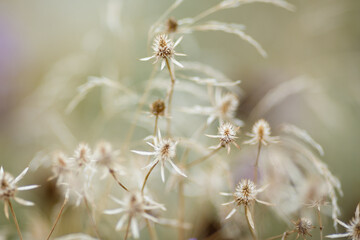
[153,34,175,60]
[294,218,313,238]
[218,122,239,147]
[233,179,257,206]
[155,138,177,162]
[73,143,92,167]
[150,99,166,117]
[245,119,279,145]
[166,18,178,33]
[218,93,239,120]
[0,172,16,200]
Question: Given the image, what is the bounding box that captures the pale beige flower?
[140,34,185,70]
[244,119,279,145]
[206,122,240,154]
[293,218,314,239]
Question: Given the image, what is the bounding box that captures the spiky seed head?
[218,122,239,147]
[0,172,16,200]
[155,138,177,162]
[166,18,178,33]
[294,218,313,238]
[245,119,279,145]
[234,179,257,206]
[151,99,166,117]
[153,34,175,60]
[73,143,92,167]
[348,210,360,240]
[218,93,239,119]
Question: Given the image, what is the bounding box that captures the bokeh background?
[0,0,359,239]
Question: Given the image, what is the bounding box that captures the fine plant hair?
[1,0,355,240]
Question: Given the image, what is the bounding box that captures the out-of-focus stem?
[124,215,132,240]
[8,200,23,240]
[317,207,323,240]
[154,115,159,137]
[165,58,176,137]
[266,230,294,240]
[141,161,159,194]
[146,218,158,240]
[109,168,129,192]
[244,206,257,240]
[178,180,185,240]
[46,196,68,240]
[84,197,101,240]
[254,142,262,185]
[186,146,221,168]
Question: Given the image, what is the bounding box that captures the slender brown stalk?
[141,161,159,194]
[186,147,221,168]
[253,142,262,185]
[244,206,257,240]
[46,197,68,240]
[178,180,185,240]
[124,215,132,240]
[145,218,158,240]
[8,200,23,240]
[109,168,129,192]
[154,115,159,137]
[84,197,101,240]
[165,58,176,137]
[266,230,294,240]
[317,207,323,240]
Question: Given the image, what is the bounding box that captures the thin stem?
[317,207,323,240]
[141,161,159,194]
[253,142,262,185]
[46,197,68,240]
[191,4,221,23]
[178,180,185,240]
[8,200,23,240]
[154,115,159,137]
[165,58,176,137]
[124,215,132,240]
[109,168,129,192]
[186,147,222,168]
[145,218,158,240]
[244,206,257,240]
[84,197,101,240]
[267,231,294,240]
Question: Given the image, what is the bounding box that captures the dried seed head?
[166,18,178,33]
[245,119,279,145]
[218,93,239,120]
[154,34,175,60]
[234,179,257,206]
[156,138,177,162]
[51,152,71,181]
[0,172,16,200]
[150,99,166,117]
[218,122,239,147]
[93,141,118,167]
[73,143,92,167]
[348,205,360,240]
[293,218,314,238]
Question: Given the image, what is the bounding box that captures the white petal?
[174,52,186,56]
[4,201,9,219]
[326,233,351,238]
[336,219,350,229]
[160,60,166,70]
[220,192,233,196]
[131,218,140,239]
[146,142,155,148]
[255,199,273,206]
[225,208,237,220]
[13,167,29,184]
[109,195,125,206]
[142,159,159,170]
[131,150,156,156]
[205,134,221,138]
[142,212,159,223]
[256,184,269,193]
[115,214,128,231]
[14,197,35,206]
[168,160,187,178]
[140,56,155,61]
[171,58,183,68]
[103,208,125,215]
[160,162,165,183]
[0,167,4,178]
[222,200,235,206]
[17,185,40,191]
[174,36,183,47]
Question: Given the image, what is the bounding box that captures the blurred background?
[0,0,359,239]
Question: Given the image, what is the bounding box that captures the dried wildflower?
[93,141,121,170]
[49,151,72,185]
[293,218,314,239]
[206,122,240,154]
[327,203,360,240]
[72,143,93,168]
[132,130,187,182]
[0,167,39,218]
[140,34,185,70]
[244,119,279,145]
[104,191,166,238]
[150,99,166,117]
[166,17,178,33]
[221,179,270,219]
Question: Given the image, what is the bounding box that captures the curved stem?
[46,197,68,240]
[253,142,262,185]
[84,197,101,239]
[141,161,159,194]
[244,206,257,240]
[165,58,176,137]
[186,147,221,168]
[178,180,185,240]
[109,168,129,192]
[8,200,23,240]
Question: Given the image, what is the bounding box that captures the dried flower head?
[132,130,187,182]
[221,179,270,219]
[93,141,120,168]
[0,167,39,218]
[150,99,166,117]
[140,34,185,70]
[72,143,93,168]
[104,191,166,238]
[293,218,314,239]
[166,17,178,33]
[327,203,360,240]
[50,151,72,185]
[244,119,279,145]
[207,122,240,154]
